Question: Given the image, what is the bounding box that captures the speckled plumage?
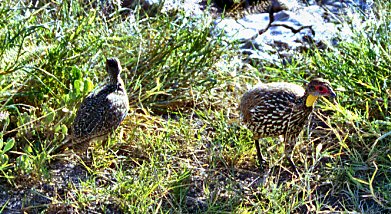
[225,0,293,19]
[64,57,129,150]
[239,78,336,169]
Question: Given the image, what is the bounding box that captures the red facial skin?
[315,85,329,94]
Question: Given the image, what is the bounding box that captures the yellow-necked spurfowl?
[239,78,336,171]
[60,57,129,152]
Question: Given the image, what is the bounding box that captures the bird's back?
[71,80,129,143]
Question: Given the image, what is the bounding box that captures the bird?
[58,57,129,152]
[239,78,336,172]
[223,0,294,20]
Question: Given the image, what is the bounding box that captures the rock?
[238,13,270,30]
[214,13,270,42]
[123,0,204,16]
[321,0,374,15]
[213,0,372,62]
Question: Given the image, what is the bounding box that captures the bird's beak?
[329,89,336,98]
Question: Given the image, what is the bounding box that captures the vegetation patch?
[0,0,390,213]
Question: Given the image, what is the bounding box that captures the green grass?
[0,0,390,213]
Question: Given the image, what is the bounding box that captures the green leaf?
[61,124,68,135]
[84,79,94,93]
[74,79,84,94]
[54,124,61,133]
[44,107,56,124]
[3,139,14,153]
[0,154,8,165]
[71,66,82,80]
[26,146,33,153]
[62,94,70,103]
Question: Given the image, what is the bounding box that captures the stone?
[213,0,373,62]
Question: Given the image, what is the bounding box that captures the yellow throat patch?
[306,94,319,107]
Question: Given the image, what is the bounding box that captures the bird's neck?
[302,92,319,107]
[108,76,120,84]
[113,77,126,92]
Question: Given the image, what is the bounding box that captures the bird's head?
[106,57,122,79]
[305,78,336,107]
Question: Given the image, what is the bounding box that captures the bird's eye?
[315,85,328,93]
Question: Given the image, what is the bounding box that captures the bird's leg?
[285,138,300,177]
[287,154,300,177]
[255,139,266,170]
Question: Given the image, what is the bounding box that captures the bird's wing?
[72,95,104,137]
[250,91,297,122]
